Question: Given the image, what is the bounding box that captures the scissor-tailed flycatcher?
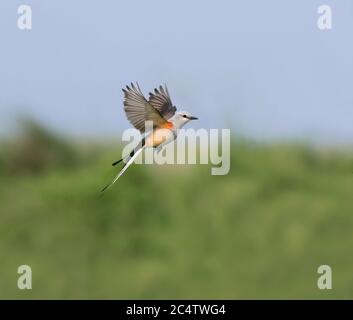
[101,82,198,192]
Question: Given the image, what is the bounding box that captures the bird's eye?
[183,115,187,118]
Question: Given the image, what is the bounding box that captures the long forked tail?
[112,137,145,166]
[101,146,144,192]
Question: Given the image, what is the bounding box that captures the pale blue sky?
[0,0,352,144]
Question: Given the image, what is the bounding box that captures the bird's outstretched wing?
[148,85,177,120]
[123,82,167,132]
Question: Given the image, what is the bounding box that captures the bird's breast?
[145,127,175,147]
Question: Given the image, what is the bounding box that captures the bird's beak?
[188,116,198,120]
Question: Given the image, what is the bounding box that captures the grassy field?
[0,122,352,299]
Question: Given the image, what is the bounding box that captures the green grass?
[0,124,352,299]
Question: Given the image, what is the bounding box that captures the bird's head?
[173,111,198,128]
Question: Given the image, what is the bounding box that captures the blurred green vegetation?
[0,121,353,299]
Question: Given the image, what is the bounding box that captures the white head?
[171,111,198,129]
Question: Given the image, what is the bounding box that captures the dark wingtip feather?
[136,82,141,92]
[112,158,124,166]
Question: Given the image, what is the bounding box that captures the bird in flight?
[101,82,198,192]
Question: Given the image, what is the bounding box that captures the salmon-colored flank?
[163,122,174,129]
